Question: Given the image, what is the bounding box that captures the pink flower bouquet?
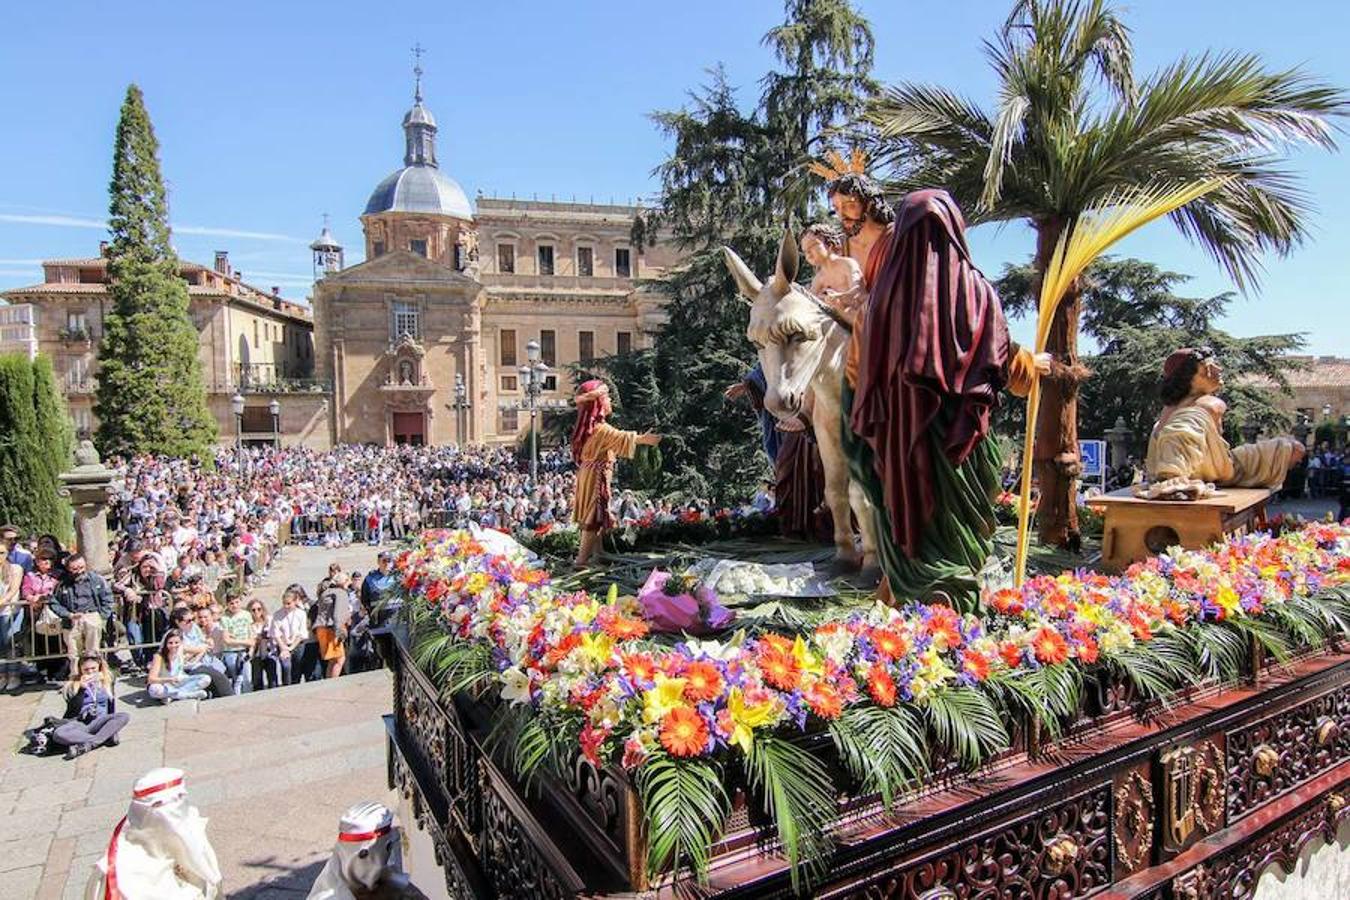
[638,570,735,635]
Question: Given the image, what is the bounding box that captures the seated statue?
[1139,347,1304,499]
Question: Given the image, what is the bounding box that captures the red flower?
[803,680,844,719]
[757,648,802,691]
[924,605,964,650]
[870,627,910,661]
[620,652,656,684]
[960,649,991,681]
[1032,628,1070,666]
[866,664,896,707]
[601,614,650,641]
[999,641,1024,668]
[682,661,724,703]
[1076,636,1100,665]
[660,707,709,757]
[579,723,610,767]
[988,588,1025,617]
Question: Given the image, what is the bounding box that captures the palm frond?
[1187,618,1253,682]
[829,704,929,806]
[637,752,730,883]
[923,685,1009,768]
[1013,176,1228,585]
[745,734,836,891]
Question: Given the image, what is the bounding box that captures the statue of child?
[800,223,864,318]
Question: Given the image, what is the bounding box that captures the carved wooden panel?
[1112,764,1154,879]
[820,784,1111,899]
[1169,785,1349,900]
[481,760,586,899]
[1225,684,1350,821]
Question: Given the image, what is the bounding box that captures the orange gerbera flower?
[682,661,724,703]
[870,627,910,661]
[758,633,794,655]
[960,649,991,681]
[659,706,709,757]
[999,641,1024,668]
[803,680,844,719]
[866,664,896,707]
[1031,628,1070,666]
[757,648,802,691]
[602,615,650,641]
[1076,636,1100,665]
[621,652,656,683]
[988,588,1025,616]
[923,605,964,650]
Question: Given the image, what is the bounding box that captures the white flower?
[499,667,532,706]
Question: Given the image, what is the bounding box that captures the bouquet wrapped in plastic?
[637,570,735,635]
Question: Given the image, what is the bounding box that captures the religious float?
[380,174,1350,898]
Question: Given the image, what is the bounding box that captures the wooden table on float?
[1087,486,1274,573]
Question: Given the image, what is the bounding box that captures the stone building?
[1243,355,1350,432]
[1,251,323,446]
[311,69,678,446]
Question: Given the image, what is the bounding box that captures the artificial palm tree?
[860,0,1347,546]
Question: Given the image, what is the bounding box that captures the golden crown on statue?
[807,148,869,182]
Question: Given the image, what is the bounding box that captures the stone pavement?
[0,545,398,900]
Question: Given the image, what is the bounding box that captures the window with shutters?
[540,329,556,366]
[579,330,594,362]
[497,243,515,273]
[501,408,519,432]
[577,246,594,277]
[617,331,632,355]
[500,329,517,366]
[537,244,555,275]
[614,247,631,277]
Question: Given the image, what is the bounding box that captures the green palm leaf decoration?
[745,735,836,892]
[923,685,1009,768]
[636,751,730,883]
[829,704,929,806]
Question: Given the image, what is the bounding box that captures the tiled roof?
[1243,358,1350,389]
[40,258,106,267]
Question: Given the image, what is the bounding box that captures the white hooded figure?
[308,801,427,900]
[86,767,222,900]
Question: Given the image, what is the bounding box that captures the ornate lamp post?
[518,338,549,493]
[268,398,281,449]
[231,392,246,476]
[453,372,469,445]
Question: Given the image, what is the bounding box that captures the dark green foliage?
[745,734,835,891]
[95,85,216,458]
[994,257,1304,452]
[592,1,877,504]
[0,354,72,540]
[636,752,730,882]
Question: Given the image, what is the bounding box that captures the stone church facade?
[312,72,678,446]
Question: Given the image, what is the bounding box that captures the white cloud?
[0,212,304,243]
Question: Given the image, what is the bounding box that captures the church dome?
[364,165,472,219]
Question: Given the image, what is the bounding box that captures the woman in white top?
[271,585,309,685]
[146,630,212,703]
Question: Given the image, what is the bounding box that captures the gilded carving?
[1113,769,1154,875]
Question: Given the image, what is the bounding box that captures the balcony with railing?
[235,363,330,394]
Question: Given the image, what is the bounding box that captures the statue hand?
[724,383,747,401]
[1032,353,1053,377]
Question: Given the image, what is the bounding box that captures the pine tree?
[95,84,216,458]
[0,354,72,539]
[596,2,877,504]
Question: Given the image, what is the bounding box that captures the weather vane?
[411,42,425,102]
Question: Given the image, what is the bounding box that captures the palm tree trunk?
[1031,220,1083,549]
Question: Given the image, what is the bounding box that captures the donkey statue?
[723,230,878,577]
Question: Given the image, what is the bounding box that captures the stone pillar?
[1105,416,1133,469]
[59,440,115,576]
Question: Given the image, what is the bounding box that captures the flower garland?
[398,522,1350,769]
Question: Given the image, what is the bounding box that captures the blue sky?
[1,0,1346,355]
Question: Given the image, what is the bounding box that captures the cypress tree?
[0,354,71,538]
[95,84,216,458]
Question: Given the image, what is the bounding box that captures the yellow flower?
[1215,586,1241,618]
[577,633,615,669]
[725,688,778,754]
[642,675,689,724]
[792,635,824,678]
[570,599,600,625]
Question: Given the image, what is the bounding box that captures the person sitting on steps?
[53,653,129,759]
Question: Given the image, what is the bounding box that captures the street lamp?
[518,338,548,493]
[231,392,246,475]
[453,372,469,446]
[268,398,281,449]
